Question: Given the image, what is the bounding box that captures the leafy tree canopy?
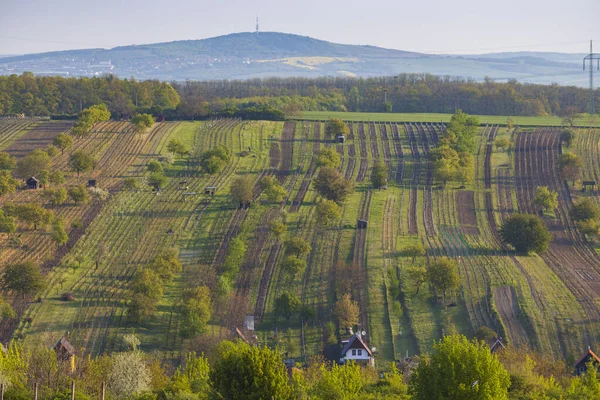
[499,213,552,254]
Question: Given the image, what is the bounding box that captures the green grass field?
[301,111,600,127]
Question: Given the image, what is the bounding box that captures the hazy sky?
[1,0,597,55]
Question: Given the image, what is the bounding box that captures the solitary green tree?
[325,118,349,139]
[2,262,46,298]
[559,152,583,185]
[51,218,69,246]
[68,185,91,205]
[0,152,16,170]
[315,148,341,169]
[0,210,16,239]
[371,160,388,189]
[313,167,354,203]
[14,203,53,230]
[230,176,253,205]
[532,186,558,212]
[410,335,510,400]
[316,199,342,225]
[179,286,212,338]
[69,151,96,176]
[274,292,301,320]
[333,293,360,330]
[52,133,74,154]
[166,138,190,157]
[499,213,552,254]
[131,113,155,133]
[427,258,460,304]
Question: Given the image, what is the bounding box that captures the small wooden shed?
[52,335,75,362]
[239,201,252,210]
[204,186,216,196]
[337,135,346,144]
[357,219,368,229]
[87,179,97,187]
[26,177,40,190]
[583,181,596,192]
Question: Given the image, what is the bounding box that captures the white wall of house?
[343,348,371,361]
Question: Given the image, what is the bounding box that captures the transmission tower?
[584,40,600,115]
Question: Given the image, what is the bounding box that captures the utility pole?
[255,15,259,35]
[583,40,600,115]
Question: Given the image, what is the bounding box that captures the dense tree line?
[0,73,179,118]
[175,74,599,117]
[1,73,598,120]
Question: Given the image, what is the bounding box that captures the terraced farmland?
[3,118,600,365]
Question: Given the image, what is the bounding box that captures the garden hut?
[52,335,75,362]
[357,219,368,229]
[337,135,345,144]
[204,186,216,196]
[26,176,40,190]
[87,179,97,187]
[583,181,596,192]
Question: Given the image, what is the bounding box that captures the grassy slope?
[301,111,600,127]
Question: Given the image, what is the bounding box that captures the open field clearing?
[301,111,600,127]
[2,116,600,368]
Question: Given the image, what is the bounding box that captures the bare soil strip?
[5,121,74,158]
[456,191,480,235]
[493,286,529,346]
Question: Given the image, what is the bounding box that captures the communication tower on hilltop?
[255,16,259,35]
[583,40,600,115]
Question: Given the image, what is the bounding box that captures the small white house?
[340,333,374,367]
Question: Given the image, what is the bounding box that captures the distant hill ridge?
[0,31,589,86]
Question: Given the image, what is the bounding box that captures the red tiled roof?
[574,347,600,367]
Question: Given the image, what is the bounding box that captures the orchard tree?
[15,149,51,179]
[370,159,388,189]
[561,128,576,147]
[402,243,426,263]
[499,213,552,254]
[131,269,163,300]
[146,160,164,173]
[532,186,558,212]
[495,137,512,152]
[179,286,212,338]
[14,203,53,230]
[49,170,65,186]
[274,292,301,320]
[325,118,349,139]
[166,138,190,157]
[51,218,68,246]
[410,335,510,400]
[124,177,140,190]
[88,186,109,202]
[52,132,73,154]
[0,210,16,239]
[0,171,18,197]
[316,199,342,225]
[269,220,287,241]
[281,255,306,279]
[313,167,354,203]
[441,110,480,154]
[456,152,475,184]
[407,265,427,294]
[315,148,341,169]
[427,258,460,304]
[0,152,16,170]
[69,150,96,176]
[2,261,45,298]
[200,145,231,174]
[108,350,151,398]
[284,237,311,257]
[571,198,600,221]
[430,146,459,186]
[68,185,91,205]
[131,113,155,133]
[333,293,360,329]
[42,187,67,206]
[230,176,253,205]
[559,152,583,185]
[45,145,58,157]
[211,341,293,400]
[147,172,167,189]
